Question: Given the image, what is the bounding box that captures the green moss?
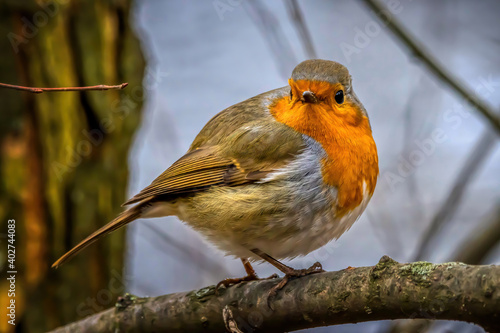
[367,257,397,308]
[328,290,351,314]
[371,255,398,279]
[195,286,216,299]
[186,285,216,306]
[442,262,467,270]
[310,280,330,296]
[400,262,437,287]
[328,303,348,314]
[115,293,146,310]
[337,291,351,301]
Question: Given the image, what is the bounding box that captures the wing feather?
[123,149,241,205]
[124,104,306,206]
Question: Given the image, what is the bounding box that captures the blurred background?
[0,0,499,332]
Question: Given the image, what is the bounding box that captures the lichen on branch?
[49,256,500,333]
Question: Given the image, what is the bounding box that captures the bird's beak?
[301,91,318,104]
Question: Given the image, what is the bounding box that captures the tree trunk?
[0,1,145,332]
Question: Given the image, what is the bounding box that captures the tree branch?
[285,0,318,59]
[358,0,500,136]
[0,82,128,93]
[413,130,498,260]
[453,205,500,265]
[49,256,500,333]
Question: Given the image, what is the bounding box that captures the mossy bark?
[49,257,500,333]
[0,1,145,332]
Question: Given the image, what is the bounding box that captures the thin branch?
[358,0,500,136]
[413,130,497,260]
[243,0,297,80]
[285,0,318,59]
[48,256,500,333]
[453,205,500,264]
[0,82,128,94]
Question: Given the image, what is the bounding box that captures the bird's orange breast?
[269,80,379,217]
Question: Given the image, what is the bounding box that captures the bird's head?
[270,59,372,141]
[289,59,367,124]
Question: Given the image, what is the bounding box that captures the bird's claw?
[215,273,278,295]
[287,261,325,277]
[266,262,325,308]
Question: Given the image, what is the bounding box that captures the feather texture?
[123,90,306,205]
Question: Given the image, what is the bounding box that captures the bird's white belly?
[170,136,372,261]
[188,180,371,261]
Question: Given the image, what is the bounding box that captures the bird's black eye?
[290,90,293,100]
[335,90,344,104]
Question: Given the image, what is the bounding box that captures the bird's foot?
[215,272,279,295]
[267,262,325,307]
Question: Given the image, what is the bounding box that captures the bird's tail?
[52,204,144,268]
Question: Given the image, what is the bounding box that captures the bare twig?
[413,130,497,260]
[285,0,318,59]
[0,82,128,94]
[48,256,500,333]
[243,0,297,80]
[359,0,500,135]
[453,205,500,264]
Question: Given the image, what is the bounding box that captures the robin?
[53,59,378,297]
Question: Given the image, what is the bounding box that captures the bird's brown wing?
[123,118,305,206]
[123,147,250,205]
